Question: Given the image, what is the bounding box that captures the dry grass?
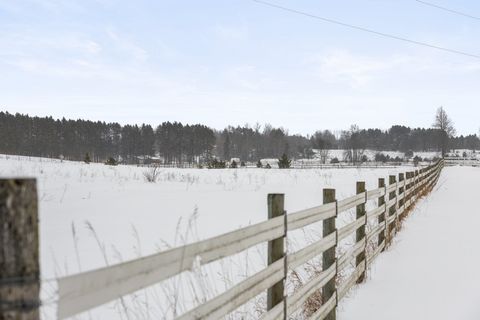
[143,166,161,183]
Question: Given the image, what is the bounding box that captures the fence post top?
[323,188,336,202]
[267,193,284,196]
[0,178,37,186]
[356,181,366,192]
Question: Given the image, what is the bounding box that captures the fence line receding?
[4,161,443,319]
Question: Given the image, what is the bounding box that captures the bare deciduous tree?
[343,124,365,164]
[311,130,335,164]
[319,149,330,164]
[432,107,456,156]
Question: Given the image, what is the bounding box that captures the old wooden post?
[322,189,336,320]
[267,194,285,311]
[355,181,366,283]
[410,171,415,204]
[0,179,39,320]
[377,178,386,249]
[398,173,404,221]
[388,175,396,242]
[414,170,419,199]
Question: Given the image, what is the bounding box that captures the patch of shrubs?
[105,157,117,166]
[374,153,404,163]
[413,156,422,166]
[207,159,226,169]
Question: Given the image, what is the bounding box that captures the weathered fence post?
[322,189,336,320]
[409,171,415,205]
[398,173,404,221]
[377,178,386,250]
[414,170,419,201]
[355,182,366,283]
[388,175,396,243]
[267,194,285,312]
[406,172,411,203]
[0,179,40,320]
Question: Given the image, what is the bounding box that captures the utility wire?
[414,0,480,21]
[251,0,480,59]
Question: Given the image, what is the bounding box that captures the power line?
[414,0,480,21]
[251,0,480,59]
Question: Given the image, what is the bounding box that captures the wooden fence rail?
[55,159,444,319]
[13,160,440,319]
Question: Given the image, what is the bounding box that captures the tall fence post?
[355,182,366,283]
[398,173,404,221]
[388,175,396,244]
[267,194,285,312]
[322,189,336,320]
[413,170,419,202]
[0,179,40,320]
[409,171,415,205]
[377,178,386,250]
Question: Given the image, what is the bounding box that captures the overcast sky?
[1,0,479,135]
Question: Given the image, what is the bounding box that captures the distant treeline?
[0,112,215,163]
[1,111,479,163]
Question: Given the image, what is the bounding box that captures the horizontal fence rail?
[56,160,444,319]
[444,157,480,167]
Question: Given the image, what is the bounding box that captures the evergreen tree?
[84,152,91,164]
[278,153,291,169]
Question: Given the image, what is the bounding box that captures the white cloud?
[307,49,410,88]
[106,28,148,62]
[213,24,249,42]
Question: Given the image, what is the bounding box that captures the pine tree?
[278,153,291,169]
[84,152,91,164]
[223,132,231,161]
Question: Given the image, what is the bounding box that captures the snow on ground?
[312,149,440,162]
[338,166,480,320]
[447,149,480,159]
[0,154,418,319]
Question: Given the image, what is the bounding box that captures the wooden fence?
[0,160,444,320]
[444,157,479,167]
[55,159,443,319]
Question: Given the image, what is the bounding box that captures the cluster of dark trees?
[326,126,475,153]
[0,112,215,163]
[215,124,312,162]
[1,110,478,164]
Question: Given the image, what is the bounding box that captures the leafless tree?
[319,149,330,164]
[432,107,456,156]
[343,124,365,164]
[311,130,335,164]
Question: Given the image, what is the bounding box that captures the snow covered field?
[0,154,420,319]
[339,166,480,320]
[314,149,441,162]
